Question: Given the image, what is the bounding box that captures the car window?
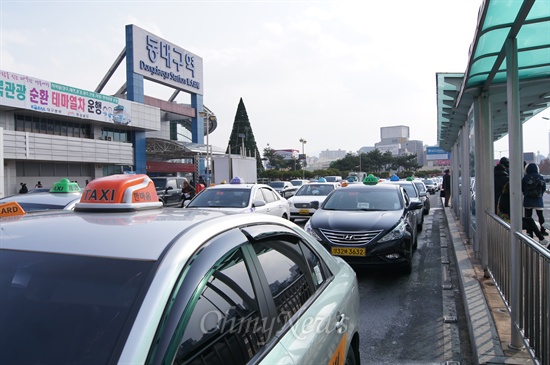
[414,182,426,193]
[0,250,154,365]
[167,179,177,190]
[173,248,264,365]
[260,188,277,203]
[152,178,167,189]
[252,239,325,326]
[269,182,284,189]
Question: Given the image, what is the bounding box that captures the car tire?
[402,253,413,275]
[345,345,357,365]
[417,216,423,232]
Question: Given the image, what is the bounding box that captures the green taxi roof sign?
[49,178,81,193]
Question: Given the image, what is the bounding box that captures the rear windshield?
[152,178,167,189]
[0,250,154,365]
[269,182,285,188]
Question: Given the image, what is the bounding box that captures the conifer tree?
[226,98,264,172]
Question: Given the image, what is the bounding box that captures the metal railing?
[486,211,550,365]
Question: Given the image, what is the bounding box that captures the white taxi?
[0,174,360,365]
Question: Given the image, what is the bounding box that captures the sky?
[1,0,548,159]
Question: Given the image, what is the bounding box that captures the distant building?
[319,149,347,160]
[375,125,424,167]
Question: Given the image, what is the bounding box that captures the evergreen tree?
[226,98,264,172]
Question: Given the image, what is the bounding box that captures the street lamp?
[199,108,216,186]
[299,138,307,179]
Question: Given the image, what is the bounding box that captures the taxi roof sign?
[0,201,26,218]
[49,178,81,193]
[75,174,162,212]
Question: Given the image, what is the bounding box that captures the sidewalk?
[441,204,534,365]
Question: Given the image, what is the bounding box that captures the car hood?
[311,209,403,231]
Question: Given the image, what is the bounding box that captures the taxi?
[0,178,82,212]
[287,182,340,221]
[0,174,360,365]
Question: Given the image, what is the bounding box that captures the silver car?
[0,174,360,365]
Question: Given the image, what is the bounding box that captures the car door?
[259,187,284,217]
[242,225,358,365]
[146,228,294,365]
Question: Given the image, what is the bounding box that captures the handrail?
[485,210,550,365]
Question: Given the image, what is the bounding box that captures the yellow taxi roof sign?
[0,201,26,218]
[49,178,81,193]
[75,174,162,212]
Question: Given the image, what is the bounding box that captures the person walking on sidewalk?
[442,169,451,207]
[498,182,547,244]
[494,163,509,213]
[522,163,548,237]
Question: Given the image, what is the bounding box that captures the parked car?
[269,180,298,198]
[383,179,424,231]
[0,174,361,365]
[184,182,291,219]
[0,178,81,212]
[304,183,422,274]
[287,182,339,221]
[290,179,310,188]
[151,176,186,207]
[423,179,439,194]
[412,179,430,215]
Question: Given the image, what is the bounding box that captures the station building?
[1,24,218,197]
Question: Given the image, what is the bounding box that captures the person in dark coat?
[18,183,28,194]
[498,182,547,243]
[442,169,451,207]
[522,163,547,236]
[499,156,510,174]
[494,163,509,213]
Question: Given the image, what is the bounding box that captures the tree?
[539,158,550,174]
[226,98,264,172]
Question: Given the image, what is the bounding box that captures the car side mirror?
[310,201,320,210]
[253,200,266,207]
[419,191,427,197]
[165,186,173,191]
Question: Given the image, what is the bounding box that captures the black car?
[151,177,186,207]
[304,184,422,274]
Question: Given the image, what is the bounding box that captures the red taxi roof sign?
[49,178,81,193]
[0,201,26,218]
[75,174,162,211]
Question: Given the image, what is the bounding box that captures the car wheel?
[417,217,423,232]
[413,230,418,250]
[402,252,413,275]
[345,345,357,365]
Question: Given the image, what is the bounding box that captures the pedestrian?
[494,163,509,213]
[196,176,206,194]
[522,162,547,236]
[499,156,510,174]
[182,178,195,200]
[35,181,43,188]
[498,182,547,244]
[19,182,28,194]
[442,169,451,207]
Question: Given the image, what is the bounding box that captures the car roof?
[0,192,82,210]
[0,208,286,261]
[206,183,269,190]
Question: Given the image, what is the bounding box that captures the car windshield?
[0,250,154,364]
[268,182,285,188]
[414,182,426,193]
[296,184,334,196]
[324,177,338,182]
[290,181,304,186]
[188,188,252,208]
[425,179,434,185]
[397,184,418,198]
[323,189,402,211]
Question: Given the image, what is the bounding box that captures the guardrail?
[486,211,550,365]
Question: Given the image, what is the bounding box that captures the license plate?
[299,209,310,215]
[331,247,366,257]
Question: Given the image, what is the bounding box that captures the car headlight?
[304,220,322,241]
[378,221,406,242]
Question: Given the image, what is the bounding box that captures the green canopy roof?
[437,0,550,151]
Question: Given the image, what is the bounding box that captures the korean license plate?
[331,247,366,257]
[299,209,310,215]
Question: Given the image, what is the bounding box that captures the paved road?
[296,193,474,364]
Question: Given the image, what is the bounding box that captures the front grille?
[293,202,312,208]
[320,229,383,245]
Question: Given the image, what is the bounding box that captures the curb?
[441,205,533,364]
